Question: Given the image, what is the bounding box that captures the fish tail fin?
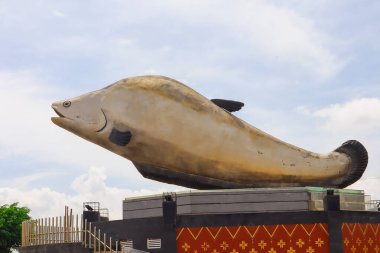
[333,140,368,188]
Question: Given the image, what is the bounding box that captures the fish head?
[51,90,107,137]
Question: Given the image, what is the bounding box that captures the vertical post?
[94,226,97,252]
[325,190,344,253]
[47,218,49,245]
[72,212,74,242]
[25,222,28,246]
[29,220,31,245]
[59,216,62,243]
[39,218,41,245]
[40,218,43,245]
[39,219,42,245]
[31,221,34,246]
[64,206,67,242]
[26,221,29,246]
[66,206,69,242]
[70,208,73,242]
[33,220,35,245]
[55,216,58,243]
[26,222,28,246]
[51,217,53,244]
[52,217,55,244]
[29,221,32,246]
[116,240,118,253]
[39,219,41,245]
[23,221,26,246]
[84,219,87,247]
[76,214,79,242]
[31,221,33,246]
[30,219,35,245]
[34,220,36,245]
[26,221,28,246]
[104,233,106,253]
[24,222,27,246]
[110,237,112,253]
[81,215,84,242]
[98,229,100,253]
[66,206,69,243]
[21,222,24,246]
[48,217,50,244]
[71,209,73,242]
[45,218,48,245]
[69,211,71,242]
[89,223,92,247]
[32,221,34,246]
[46,218,48,244]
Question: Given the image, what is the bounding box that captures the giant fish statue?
[51,76,368,189]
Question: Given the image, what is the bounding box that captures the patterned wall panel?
[342,223,380,253]
[176,224,329,253]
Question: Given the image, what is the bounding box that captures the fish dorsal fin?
[211,99,244,112]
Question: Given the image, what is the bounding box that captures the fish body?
[52,76,368,189]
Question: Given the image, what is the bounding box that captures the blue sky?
[0,0,379,219]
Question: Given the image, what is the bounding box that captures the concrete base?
[123,187,365,219]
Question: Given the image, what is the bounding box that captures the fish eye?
[63,101,71,108]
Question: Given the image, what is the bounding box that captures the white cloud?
[234,2,342,79]
[5,0,342,82]
[150,0,344,79]
[0,166,183,220]
[0,171,60,190]
[314,98,380,135]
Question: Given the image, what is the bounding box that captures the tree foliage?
[0,203,30,253]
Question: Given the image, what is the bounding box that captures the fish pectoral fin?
[211,99,244,112]
[109,128,132,146]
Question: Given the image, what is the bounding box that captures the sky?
[0,0,379,220]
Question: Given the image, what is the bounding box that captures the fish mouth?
[51,106,72,129]
[51,104,73,122]
[53,107,65,118]
[51,105,107,132]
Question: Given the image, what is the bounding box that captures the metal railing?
[84,221,119,253]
